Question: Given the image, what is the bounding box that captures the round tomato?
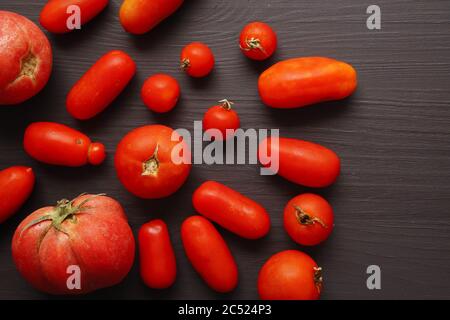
[12,194,135,295]
[258,250,322,300]
[0,166,35,223]
[180,42,214,78]
[181,215,238,293]
[284,193,334,246]
[139,219,177,289]
[202,99,240,140]
[141,74,180,113]
[114,124,191,199]
[239,21,277,61]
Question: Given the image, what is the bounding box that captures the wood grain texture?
[0,0,450,299]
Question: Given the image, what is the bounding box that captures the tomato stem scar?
[180,58,190,71]
[142,144,160,176]
[294,205,327,228]
[313,266,323,293]
[240,37,267,56]
[218,99,234,110]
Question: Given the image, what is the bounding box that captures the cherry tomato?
[120,0,184,35]
[0,166,35,223]
[115,124,191,199]
[141,74,180,113]
[67,50,136,120]
[181,216,238,293]
[139,219,177,289]
[259,57,357,108]
[202,99,240,140]
[258,137,340,188]
[284,194,334,246]
[239,21,277,61]
[180,42,214,78]
[258,250,322,300]
[24,122,105,167]
[40,0,109,34]
[193,181,270,239]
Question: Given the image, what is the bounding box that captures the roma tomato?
[40,0,109,34]
[180,42,214,78]
[115,124,191,199]
[139,219,177,289]
[258,57,357,108]
[141,74,180,113]
[24,122,106,167]
[202,99,240,140]
[258,137,340,188]
[120,0,184,35]
[12,194,135,295]
[192,181,270,239]
[258,250,322,300]
[181,216,238,293]
[0,11,52,105]
[239,22,277,61]
[0,166,35,223]
[66,50,136,120]
[284,194,334,246]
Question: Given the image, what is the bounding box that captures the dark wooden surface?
[1,0,450,300]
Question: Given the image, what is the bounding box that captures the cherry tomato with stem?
[202,99,240,140]
[141,74,180,113]
[239,21,277,61]
[180,42,214,78]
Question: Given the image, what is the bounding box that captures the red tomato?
[0,11,52,105]
[40,0,109,34]
[239,22,277,61]
[24,122,106,167]
[258,250,322,300]
[139,219,177,289]
[120,0,184,35]
[193,181,270,239]
[0,166,35,223]
[115,124,191,199]
[12,194,135,294]
[258,137,340,188]
[180,42,215,78]
[202,99,240,140]
[66,50,136,120]
[181,216,238,293]
[141,74,180,113]
[284,194,334,246]
[258,57,357,108]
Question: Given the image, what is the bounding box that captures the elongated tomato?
[24,122,106,167]
[181,216,238,293]
[40,0,109,34]
[0,166,35,223]
[193,181,270,239]
[258,57,357,108]
[258,137,340,188]
[66,50,136,120]
[139,219,177,289]
[120,0,184,35]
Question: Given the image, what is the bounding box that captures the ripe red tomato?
[141,74,180,113]
[284,193,334,246]
[258,137,340,188]
[0,166,35,223]
[120,0,184,35]
[24,122,106,167]
[40,0,109,34]
[258,250,322,300]
[115,124,191,199]
[180,42,215,78]
[181,216,238,293]
[239,22,277,61]
[139,219,177,289]
[0,11,52,105]
[193,181,270,239]
[258,57,357,108]
[66,50,136,120]
[202,99,240,140]
[12,194,135,294]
